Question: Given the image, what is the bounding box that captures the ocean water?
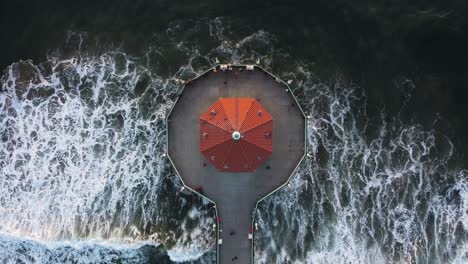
[254,74,468,263]
[0,17,467,263]
[0,30,217,263]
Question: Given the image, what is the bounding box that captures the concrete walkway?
[167,65,305,263]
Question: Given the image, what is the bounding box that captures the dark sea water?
[0,1,467,263]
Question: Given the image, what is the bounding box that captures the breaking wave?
[0,32,216,263]
[254,68,468,263]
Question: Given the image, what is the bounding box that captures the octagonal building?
[200,97,273,172]
[167,65,306,263]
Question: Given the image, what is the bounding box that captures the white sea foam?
[255,67,468,263]
[0,40,216,262]
[0,234,148,264]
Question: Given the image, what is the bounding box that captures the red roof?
[200,98,273,172]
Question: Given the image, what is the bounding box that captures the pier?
[167,65,305,263]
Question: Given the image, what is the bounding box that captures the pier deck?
[167,65,305,263]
